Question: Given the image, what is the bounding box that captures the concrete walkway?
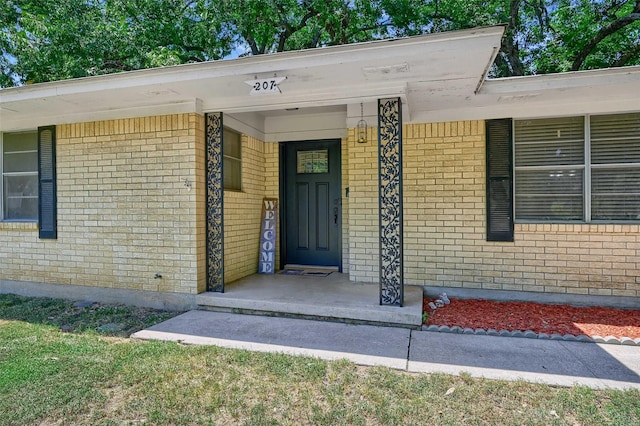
[132,310,640,390]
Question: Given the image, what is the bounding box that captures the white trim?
[224,113,266,141]
[0,26,506,102]
[2,99,202,133]
[483,66,640,92]
[584,115,592,222]
[0,132,3,220]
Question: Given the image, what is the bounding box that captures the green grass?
[1,294,639,425]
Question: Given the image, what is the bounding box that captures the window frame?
[222,127,242,192]
[1,130,39,222]
[513,112,640,224]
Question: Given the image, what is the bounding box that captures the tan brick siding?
[402,120,640,297]
[223,135,267,283]
[5,112,639,300]
[194,115,207,293]
[0,113,204,294]
[346,127,379,282]
[341,137,350,273]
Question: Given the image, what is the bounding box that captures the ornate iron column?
[378,98,403,306]
[205,113,224,292]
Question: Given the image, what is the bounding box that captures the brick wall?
[345,120,640,297]
[223,134,267,283]
[403,121,640,297]
[341,137,350,273]
[0,113,204,294]
[347,127,379,282]
[5,113,638,300]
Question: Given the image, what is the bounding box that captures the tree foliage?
[1,0,639,87]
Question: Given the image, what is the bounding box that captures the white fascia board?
[224,112,266,141]
[0,25,505,104]
[412,97,640,124]
[266,128,348,142]
[482,66,640,94]
[203,83,409,114]
[0,99,201,132]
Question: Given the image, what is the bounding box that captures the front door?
[283,140,341,269]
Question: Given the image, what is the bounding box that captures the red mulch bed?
[424,298,640,339]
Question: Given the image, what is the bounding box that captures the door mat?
[279,269,333,277]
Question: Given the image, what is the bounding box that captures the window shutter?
[38,126,57,239]
[486,119,514,241]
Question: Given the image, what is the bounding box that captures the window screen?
[223,128,241,191]
[2,131,38,221]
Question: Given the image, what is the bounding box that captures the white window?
[223,128,242,191]
[514,112,640,222]
[1,131,38,221]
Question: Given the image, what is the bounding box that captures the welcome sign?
[258,198,278,274]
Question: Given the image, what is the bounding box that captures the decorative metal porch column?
[205,112,224,292]
[378,98,403,306]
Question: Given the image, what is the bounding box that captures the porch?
[196,273,424,329]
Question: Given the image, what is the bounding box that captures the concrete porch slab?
[196,273,423,328]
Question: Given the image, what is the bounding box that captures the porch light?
[357,102,368,144]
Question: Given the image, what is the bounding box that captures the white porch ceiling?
[0,26,505,132]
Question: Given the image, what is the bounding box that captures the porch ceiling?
[0,26,505,132]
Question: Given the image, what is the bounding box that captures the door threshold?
[284,264,339,272]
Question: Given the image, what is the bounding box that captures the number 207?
[254,80,278,91]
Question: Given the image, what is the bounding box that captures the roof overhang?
[418,65,640,123]
[0,25,505,132]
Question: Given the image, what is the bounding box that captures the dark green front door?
[283,140,341,269]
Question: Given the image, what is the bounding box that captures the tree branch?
[571,5,640,70]
[612,42,640,67]
[276,8,318,52]
[500,0,525,76]
[246,35,261,55]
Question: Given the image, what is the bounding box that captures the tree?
[539,0,640,73]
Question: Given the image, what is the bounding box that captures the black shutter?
[38,126,57,239]
[486,119,513,242]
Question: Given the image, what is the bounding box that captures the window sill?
[0,221,38,231]
[516,222,640,234]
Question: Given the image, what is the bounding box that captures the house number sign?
[245,76,287,95]
[259,198,278,274]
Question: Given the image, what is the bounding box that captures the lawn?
[1,294,639,425]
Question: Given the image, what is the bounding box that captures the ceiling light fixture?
[357,102,368,144]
